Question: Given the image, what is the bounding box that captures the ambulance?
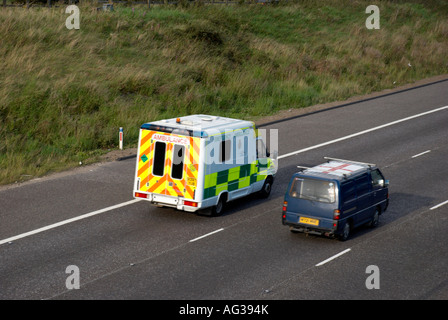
[133,115,277,215]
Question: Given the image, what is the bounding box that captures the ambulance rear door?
[137,130,199,200]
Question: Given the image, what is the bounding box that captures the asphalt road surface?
[1,78,447,302]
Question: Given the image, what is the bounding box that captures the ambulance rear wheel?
[211,194,226,216]
[259,176,273,198]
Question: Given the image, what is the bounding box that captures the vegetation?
[1,0,447,184]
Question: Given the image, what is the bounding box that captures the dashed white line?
[412,150,431,158]
[430,200,448,211]
[315,248,351,267]
[189,228,224,242]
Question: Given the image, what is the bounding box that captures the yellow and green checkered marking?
[203,160,271,199]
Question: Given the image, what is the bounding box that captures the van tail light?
[333,209,340,228]
[282,201,287,219]
[333,209,341,220]
[184,200,198,207]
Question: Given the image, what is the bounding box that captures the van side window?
[171,144,185,180]
[153,141,166,177]
[220,139,231,163]
[371,169,385,189]
[355,174,371,196]
[341,181,356,203]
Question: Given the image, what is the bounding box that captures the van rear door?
[286,176,337,230]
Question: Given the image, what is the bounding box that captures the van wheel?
[339,222,351,241]
[259,177,273,198]
[368,208,380,228]
[211,195,225,216]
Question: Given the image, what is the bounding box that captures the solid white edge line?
[189,228,224,243]
[411,150,431,158]
[430,200,448,211]
[278,105,448,160]
[315,248,351,267]
[0,199,141,246]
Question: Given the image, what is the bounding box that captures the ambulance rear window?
[153,142,166,176]
[171,145,185,180]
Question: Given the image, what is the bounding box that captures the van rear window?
[289,177,336,203]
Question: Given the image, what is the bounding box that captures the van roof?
[141,114,254,137]
[298,160,375,181]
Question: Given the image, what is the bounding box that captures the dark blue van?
[282,157,389,241]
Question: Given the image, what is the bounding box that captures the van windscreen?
[289,177,335,203]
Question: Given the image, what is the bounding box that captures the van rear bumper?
[282,219,337,237]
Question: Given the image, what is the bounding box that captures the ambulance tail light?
[135,192,148,199]
[184,200,198,207]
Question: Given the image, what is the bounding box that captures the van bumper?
[282,217,337,237]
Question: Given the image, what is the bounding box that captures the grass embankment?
[1,1,448,184]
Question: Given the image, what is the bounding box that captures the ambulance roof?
[299,160,374,181]
[141,114,255,137]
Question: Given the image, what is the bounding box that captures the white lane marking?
[2,106,447,246]
[278,105,448,159]
[412,150,431,158]
[0,199,141,246]
[189,228,224,243]
[430,200,448,211]
[315,248,351,267]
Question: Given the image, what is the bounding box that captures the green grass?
[1,0,448,184]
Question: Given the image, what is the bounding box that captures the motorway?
[0,78,447,301]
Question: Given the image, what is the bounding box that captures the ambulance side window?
[220,140,231,163]
[171,144,185,180]
[256,138,267,159]
[244,136,248,164]
[153,141,166,176]
[233,136,237,165]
